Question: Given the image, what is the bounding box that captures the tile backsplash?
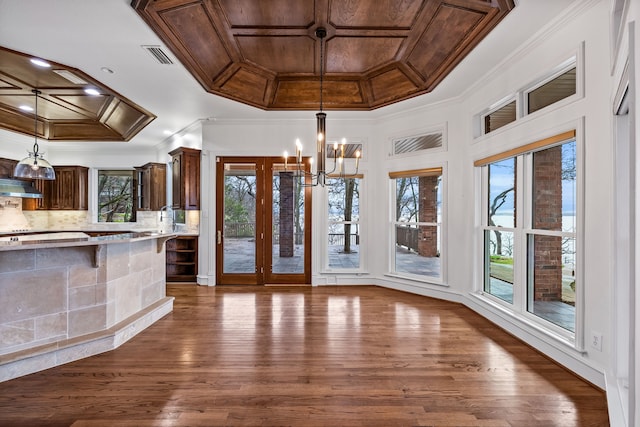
[0,196,200,234]
[0,197,31,231]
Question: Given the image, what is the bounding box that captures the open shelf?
[166,236,198,282]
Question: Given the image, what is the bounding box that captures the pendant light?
[14,89,56,180]
[283,27,360,187]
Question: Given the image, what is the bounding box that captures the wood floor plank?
[0,285,608,426]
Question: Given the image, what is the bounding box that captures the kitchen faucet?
[159,205,172,222]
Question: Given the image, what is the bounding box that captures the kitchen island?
[0,232,175,382]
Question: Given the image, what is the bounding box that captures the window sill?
[383,273,446,287]
[469,291,582,354]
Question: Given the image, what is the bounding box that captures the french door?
[215,157,311,285]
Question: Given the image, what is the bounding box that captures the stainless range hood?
[0,178,43,198]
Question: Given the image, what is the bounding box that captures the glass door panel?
[271,165,305,274]
[223,163,257,273]
[216,159,263,285]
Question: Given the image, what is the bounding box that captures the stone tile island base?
[0,233,175,382]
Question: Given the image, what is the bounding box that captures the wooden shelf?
[166,236,198,282]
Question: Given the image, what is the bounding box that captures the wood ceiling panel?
[52,95,110,118]
[160,2,233,84]
[219,0,315,28]
[327,37,404,74]
[132,0,515,110]
[369,68,419,105]
[102,99,153,139]
[220,67,271,106]
[49,122,121,141]
[328,0,425,29]
[0,46,155,142]
[237,36,315,73]
[407,3,486,82]
[273,79,366,109]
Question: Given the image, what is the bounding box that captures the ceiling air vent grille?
[142,45,173,65]
[393,133,442,155]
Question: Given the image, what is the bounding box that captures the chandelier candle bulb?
[295,139,302,164]
[283,151,288,170]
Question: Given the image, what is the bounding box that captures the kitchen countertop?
[0,231,177,252]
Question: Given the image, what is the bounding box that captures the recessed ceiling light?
[101,67,114,74]
[84,88,101,96]
[30,58,51,68]
[19,105,33,112]
[163,130,173,136]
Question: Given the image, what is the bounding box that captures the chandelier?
[283,27,360,187]
[14,89,56,180]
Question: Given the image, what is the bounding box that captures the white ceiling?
[0,0,576,150]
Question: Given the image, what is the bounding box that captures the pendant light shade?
[14,89,56,180]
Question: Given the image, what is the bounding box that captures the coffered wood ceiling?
[132,0,515,111]
[0,47,155,142]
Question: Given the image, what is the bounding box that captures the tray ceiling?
[132,0,515,111]
[0,47,155,142]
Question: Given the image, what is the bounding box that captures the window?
[393,132,443,155]
[526,67,576,114]
[477,131,578,336]
[484,157,516,303]
[475,56,580,139]
[483,100,516,134]
[527,142,576,330]
[390,168,443,281]
[327,176,361,270]
[98,170,135,222]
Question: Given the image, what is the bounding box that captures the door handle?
[217,230,222,244]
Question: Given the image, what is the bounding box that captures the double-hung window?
[389,168,443,281]
[477,130,579,337]
[326,176,361,270]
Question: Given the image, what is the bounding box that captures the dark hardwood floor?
[0,285,609,426]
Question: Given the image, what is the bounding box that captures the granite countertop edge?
[0,231,179,251]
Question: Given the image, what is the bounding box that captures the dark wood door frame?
[215,156,311,285]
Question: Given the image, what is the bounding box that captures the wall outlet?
[590,331,603,351]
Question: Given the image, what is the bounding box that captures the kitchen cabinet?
[135,162,166,211]
[24,165,89,210]
[169,147,200,210]
[166,236,198,282]
[0,157,17,178]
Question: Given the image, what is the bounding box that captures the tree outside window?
[98,170,134,222]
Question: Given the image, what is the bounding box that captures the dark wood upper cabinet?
[0,158,17,178]
[23,166,88,211]
[169,147,200,210]
[47,166,89,210]
[136,162,166,211]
